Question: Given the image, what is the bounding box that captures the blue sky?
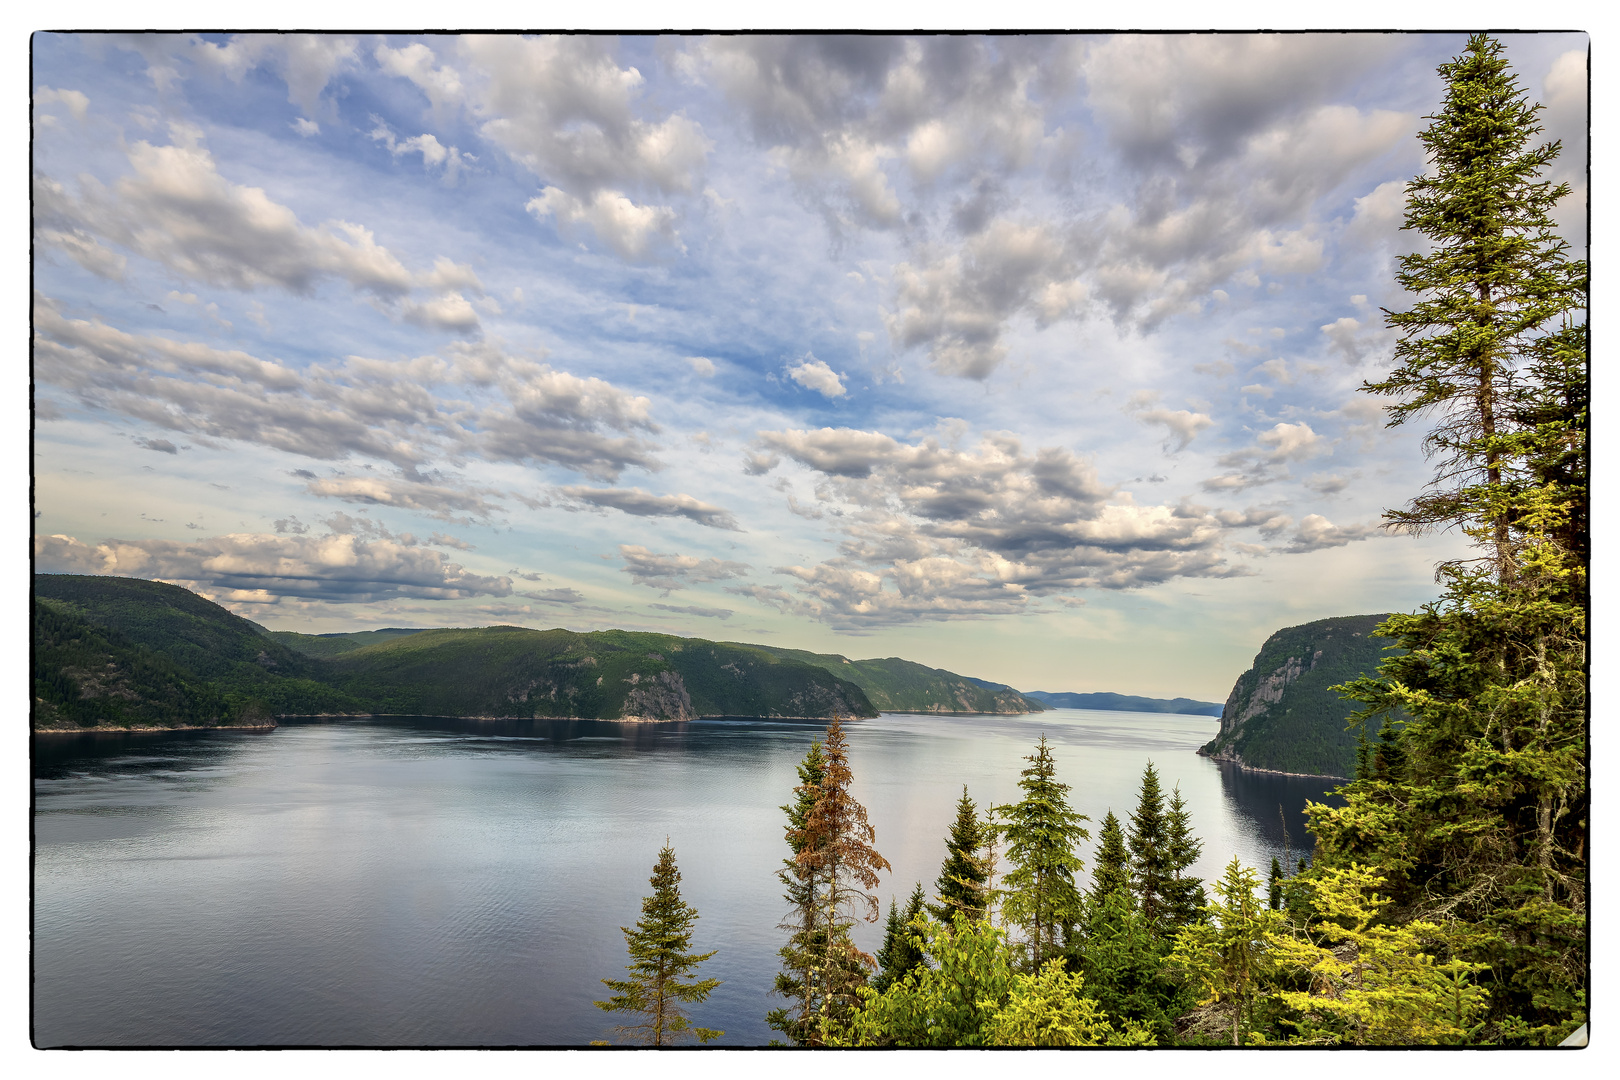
[30,31,1589,700]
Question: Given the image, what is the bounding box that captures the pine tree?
[930,786,990,924]
[874,883,927,993]
[789,715,892,1043]
[993,736,1089,971]
[1311,34,1587,1046]
[1087,810,1130,904]
[1126,762,1171,927]
[1162,783,1207,929]
[1268,857,1284,911]
[595,842,722,1046]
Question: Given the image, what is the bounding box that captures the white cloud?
[35,529,512,605]
[35,86,90,122]
[291,117,320,137]
[618,544,750,593]
[1285,513,1375,552]
[527,187,677,260]
[560,487,741,530]
[687,356,716,376]
[786,357,847,398]
[1133,406,1214,452]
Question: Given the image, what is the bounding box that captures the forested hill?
[1197,614,1402,777]
[741,646,1044,714]
[1023,691,1222,716]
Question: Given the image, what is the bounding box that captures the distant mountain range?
[1197,613,1401,778]
[1022,690,1223,716]
[33,573,1246,733]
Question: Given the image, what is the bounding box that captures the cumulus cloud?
[187,33,359,118]
[687,356,716,376]
[739,425,1257,628]
[35,529,512,606]
[527,186,677,259]
[33,129,488,333]
[1203,421,1327,490]
[303,476,506,521]
[786,356,847,398]
[32,295,661,487]
[35,86,90,122]
[559,487,741,530]
[886,217,1074,379]
[1131,404,1214,452]
[1284,513,1375,553]
[374,36,710,256]
[369,119,474,184]
[618,544,750,593]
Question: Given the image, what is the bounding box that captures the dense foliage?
[1311,34,1587,1046]
[747,645,1042,714]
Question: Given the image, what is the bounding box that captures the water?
[32,709,1343,1047]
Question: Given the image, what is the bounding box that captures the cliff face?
[1199,614,1401,777]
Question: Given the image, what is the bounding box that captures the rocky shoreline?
[1196,744,1348,781]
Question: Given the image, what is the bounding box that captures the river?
[32,709,1342,1046]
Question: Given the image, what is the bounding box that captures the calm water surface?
[33,709,1341,1046]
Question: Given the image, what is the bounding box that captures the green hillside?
[1197,613,1402,777]
[312,626,875,720]
[1023,690,1222,716]
[742,646,1043,714]
[265,627,430,658]
[33,575,367,724]
[31,575,877,728]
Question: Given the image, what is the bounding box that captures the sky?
[29,30,1590,701]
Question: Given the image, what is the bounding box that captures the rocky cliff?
[1198,613,1401,777]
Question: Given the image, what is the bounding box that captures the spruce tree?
[874,883,927,993]
[788,715,892,1043]
[766,739,827,1042]
[1312,34,1587,1045]
[931,785,990,923]
[1126,762,1171,927]
[1162,783,1206,929]
[1087,810,1130,904]
[595,842,722,1046]
[1268,857,1284,911]
[992,736,1089,971]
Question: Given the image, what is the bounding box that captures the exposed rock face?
[620,670,695,721]
[1199,614,1399,778]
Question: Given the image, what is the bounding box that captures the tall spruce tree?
[1162,784,1207,929]
[790,715,892,1043]
[931,786,990,924]
[993,736,1089,971]
[1310,34,1587,1046]
[1126,762,1171,927]
[766,739,827,1042]
[595,842,722,1046]
[1087,810,1130,904]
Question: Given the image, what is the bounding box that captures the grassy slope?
[739,645,1044,714]
[1201,613,1401,776]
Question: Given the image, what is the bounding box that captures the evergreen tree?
[1167,858,1288,1047]
[789,715,892,1043]
[1126,762,1171,927]
[1162,783,1207,929]
[595,842,722,1046]
[874,883,927,993]
[992,736,1089,971]
[930,786,990,924]
[1087,810,1130,904]
[1312,35,1587,1045]
[1268,857,1284,911]
[766,738,827,1043]
[1077,885,1188,1043]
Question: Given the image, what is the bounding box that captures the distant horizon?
[30,32,1587,702]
